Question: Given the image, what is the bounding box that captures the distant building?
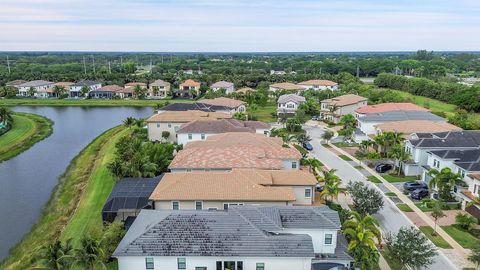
[113,206,352,270]
[298,80,338,91]
[320,94,368,123]
[277,94,306,116]
[89,85,124,99]
[269,82,303,92]
[200,97,246,113]
[5,80,27,88]
[176,79,201,98]
[270,69,287,75]
[17,80,54,96]
[211,81,235,94]
[39,82,74,99]
[148,79,170,99]
[236,87,255,95]
[70,80,102,98]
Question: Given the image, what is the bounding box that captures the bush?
[456,213,477,230]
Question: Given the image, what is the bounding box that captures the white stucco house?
[277,94,306,116]
[298,80,338,91]
[113,206,352,270]
[17,80,54,96]
[69,80,102,98]
[211,81,235,94]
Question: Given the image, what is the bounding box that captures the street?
[304,124,457,270]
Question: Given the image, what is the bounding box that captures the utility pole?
[108,61,112,74]
[6,55,11,74]
[150,56,153,72]
[120,56,123,71]
[83,56,87,75]
[356,65,360,78]
[319,67,322,74]
[92,55,96,74]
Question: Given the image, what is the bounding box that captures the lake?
[0,106,153,260]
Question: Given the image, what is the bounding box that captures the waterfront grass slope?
[0,126,126,270]
[0,112,53,162]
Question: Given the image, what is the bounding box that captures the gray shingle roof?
[114,206,342,258]
[113,209,315,257]
[177,119,255,134]
[211,81,234,88]
[429,149,480,172]
[277,94,306,104]
[410,131,480,148]
[71,80,99,87]
[360,110,445,122]
[18,80,54,87]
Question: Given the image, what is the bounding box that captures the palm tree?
[278,114,288,127]
[52,85,66,98]
[428,167,464,201]
[303,158,322,173]
[296,133,311,145]
[28,86,37,97]
[123,117,136,128]
[342,211,381,270]
[328,104,339,114]
[281,134,297,144]
[387,144,411,175]
[134,118,146,128]
[36,239,74,270]
[133,85,146,99]
[319,169,345,202]
[188,89,197,99]
[373,133,387,156]
[0,106,14,126]
[322,130,334,143]
[359,140,374,154]
[73,235,105,269]
[80,85,90,97]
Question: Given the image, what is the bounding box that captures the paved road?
[305,124,457,270]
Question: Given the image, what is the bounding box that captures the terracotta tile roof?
[355,103,430,114]
[236,87,255,94]
[96,85,124,92]
[117,87,135,94]
[146,110,231,123]
[150,169,316,201]
[180,79,200,87]
[468,173,480,181]
[270,82,303,90]
[125,82,147,87]
[321,94,367,107]
[170,133,301,170]
[200,97,246,108]
[375,120,461,134]
[298,79,338,86]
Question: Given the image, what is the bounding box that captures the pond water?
[0,106,153,260]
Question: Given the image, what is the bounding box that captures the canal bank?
[0,106,152,262]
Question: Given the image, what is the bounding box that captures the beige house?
[148,79,170,99]
[150,169,318,210]
[320,94,367,123]
[298,80,338,91]
[200,97,247,113]
[169,132,302,172]
[146,110,231,142]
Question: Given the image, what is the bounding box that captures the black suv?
[403,181,428,191]
[410,188,429,200]
[375,163,393,173]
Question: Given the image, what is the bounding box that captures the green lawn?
[367,176,382,183]
[251,105,276,123]
[354,165,363,169]
[338,154,353,161]
[0,98,195,107]
[382,174,417,183]
[419,226,453,249]
[387,89,457,114]
[381,249,404,270]
[384,192,396,197]
[333,142,359,147]
[442,225,480,249]
[0,112,53,162]
[294,144,309,156]
[396,203,413,212]
[61,128,130,243]
[0,126,126,270]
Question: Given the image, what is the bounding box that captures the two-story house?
[211,81,235,94]
[200,97,246,113]
[177,119,271,145]
[69,80,102,98]
[177,79,201,98]
[17,80,54,96]
[146,110,231,142]
[277,94,306,116]
[150,170,317,210]
[169,132,302,172]
[148,79,171,99]
[320,94,367,123]
[113,206,352,270]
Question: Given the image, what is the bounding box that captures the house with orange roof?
[298,79,338,91]
[169,132,302,172]
[150,169,318,210]
[146,110,231,142]
[177,79,201,98]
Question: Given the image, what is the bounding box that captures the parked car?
[403,181,428,191]
[410,188,429,200]
[311,115,319,121]
[303,142,313,151]
[375,163,393,173]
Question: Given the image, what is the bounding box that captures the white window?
[188,134,193,140]
[174,126,179,132]
[201,133,205,140]
[325,233,333,245]
[145,257,154,269]
[256,263,265,270]
[287,103,294,109]
[223,202,244,210]
[292,161,297,169]
[172,201,179,210]
[458,168,465,178]
[168,123,172,128]
[305,188,311,198]
[156,123,160,128]
[195,201,203,210]
[177,258,186,270]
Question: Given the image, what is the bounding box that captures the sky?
[0,0,479,52]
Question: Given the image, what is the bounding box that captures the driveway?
[304,124,457,270]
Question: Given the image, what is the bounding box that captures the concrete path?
[304,124,459,270]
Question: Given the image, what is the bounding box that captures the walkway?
[304,123,458,270]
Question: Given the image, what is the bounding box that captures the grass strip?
[419,226,453,249]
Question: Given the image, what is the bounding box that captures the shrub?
[456,213,477,230]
